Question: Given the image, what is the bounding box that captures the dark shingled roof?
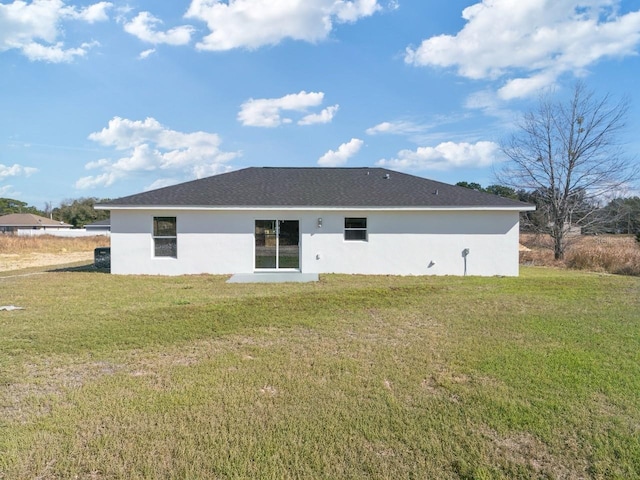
[102,167,532,209]
[85,218,111,227]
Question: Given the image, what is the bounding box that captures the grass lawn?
[1,267,639,479]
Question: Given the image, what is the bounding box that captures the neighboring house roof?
[0,213,72,228]
[85,218,111,228]
[99,167,535,210]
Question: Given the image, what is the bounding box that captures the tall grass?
[520,234,640,276]
[0,235,108,255]
[565,235,640,275]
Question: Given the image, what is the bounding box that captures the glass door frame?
[254,219,300,271]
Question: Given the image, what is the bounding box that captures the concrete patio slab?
[227,273,319,283]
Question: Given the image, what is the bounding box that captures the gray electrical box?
[94,247,111,269]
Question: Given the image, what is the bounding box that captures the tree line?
[455,182,640,238]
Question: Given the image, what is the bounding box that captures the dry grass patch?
[0,235,109,272]
[565,235,640,275]
[0,235,108,255]
[520,233,640,275]
[479,427,589,480]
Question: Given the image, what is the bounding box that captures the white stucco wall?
[109,208,521,276]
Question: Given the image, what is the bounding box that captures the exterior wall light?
[317,217,323,228]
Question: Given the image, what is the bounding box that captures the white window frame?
[153,216,177,258]
[344,217,367,241]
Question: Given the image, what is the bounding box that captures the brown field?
[0,235,109,272]
[520,233,640,276]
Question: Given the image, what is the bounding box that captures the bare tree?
[498,82,638,259]
[43,201,53,219]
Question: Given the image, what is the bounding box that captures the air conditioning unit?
[94,247,111,269]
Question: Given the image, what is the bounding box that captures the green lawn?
[1,267,639,479]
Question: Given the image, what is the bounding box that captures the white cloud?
[0,163,38,179]
[0,162,37,199]
[20,40,99,62]
[75,172,119,189]
[124,11,194,46]
[333,0,381,22]
[0,185,16,196]
[366,120,427,136]
[84,158,111,170]
[141,167,229,191]
[70,2,111,23]
[138,48,156,59]
[497,71,559,100]
[144,178,180,191]
[78,117,240,189]
[376,141,500,171]
[89,116,163,149]
[238,91,334,127]
[185,0,386,51]
[364,119,462,146]
[298,105,339,125]
[405,0,640,98]
[0,0,112,62]
[318,138,363,167]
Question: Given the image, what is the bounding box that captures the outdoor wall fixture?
[317,217,323,228]
[462,248,470,276]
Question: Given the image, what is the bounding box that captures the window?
[153,217,177,257]
[344,217,367,241]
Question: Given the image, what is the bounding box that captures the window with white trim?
[153,217,177,257]
[344,217,367,241]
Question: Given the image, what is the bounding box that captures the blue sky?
[1,0,639,209]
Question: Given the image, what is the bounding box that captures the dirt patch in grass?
[0,333,284,424]
[479,426,589,479]
[2,360,123,423]
[0,251,94,271]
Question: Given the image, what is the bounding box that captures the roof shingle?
[101,167,532,209]
[0,213,72,227]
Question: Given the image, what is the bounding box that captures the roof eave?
[97,204,535,212]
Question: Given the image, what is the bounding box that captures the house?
[85,218,111,235]
[96,167,535,278]
[0,213,72,234]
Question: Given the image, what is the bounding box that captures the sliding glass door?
[255,220,299,270]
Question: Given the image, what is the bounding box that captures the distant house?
[96,167,535,278]
[0,213,72,234]
[85,218,111,234]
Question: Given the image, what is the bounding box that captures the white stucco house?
[96,167,535,278]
